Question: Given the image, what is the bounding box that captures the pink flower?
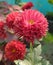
[22,2,34,10]
[6,11,19,29]
[14,9,48,43]
[5,40,26,61]
[0,22,6,39]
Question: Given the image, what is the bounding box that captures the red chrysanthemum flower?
[6,11,19,29]
[5,40,26,61]
[0,22,6,39]
[22,2,34,10]
[13,9,48,43]
[13,13,24,36]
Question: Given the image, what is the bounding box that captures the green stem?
[30,43,35,65]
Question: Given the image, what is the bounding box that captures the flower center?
[12,49,16,53]
[28,20,34,25]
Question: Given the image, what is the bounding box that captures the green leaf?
[26,44,42,65]
[14,41,52,65]
[33,44,42,64]
[35,59,52,65]
[34,40,41,45]
[14,60,31,65]
[34,40,41,48]
[26,43,52,65]
[48,0,53,4]
[34,44,42,56]
[43,33,53,43]
[0,41,6,46]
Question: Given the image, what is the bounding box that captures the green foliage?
[0,41,6,46]
[14,40,52,65]
[48,0,53,4]
[18,2,25,6]
[43,33,53,43]
[15,0,21,4]
[46,12,53,17]
[14,60,31,65]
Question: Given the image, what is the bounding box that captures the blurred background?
[0,0,53,15]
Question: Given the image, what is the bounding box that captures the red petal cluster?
[5,40,26,61]
[13,10,48,43]
[0,22,6,39]
[13,14,24,36]
[6,11,18,29]
[22,2,34,10]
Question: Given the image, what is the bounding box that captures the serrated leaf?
[33,44,42,64]
[34,40,41,45]
[0,41,6,46]
[34,40,41,47]
[14,41,52,65]
[34,44,42,56]
[26,44,42,64]
[14,60,31,65]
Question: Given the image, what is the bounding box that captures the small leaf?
[26,44,42,65]
[34,40,41,45]
[33,44,42,64]
[34,40,41,47]
[14,60,31,65]
[0,41,6,46]
[34,44,42,56]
